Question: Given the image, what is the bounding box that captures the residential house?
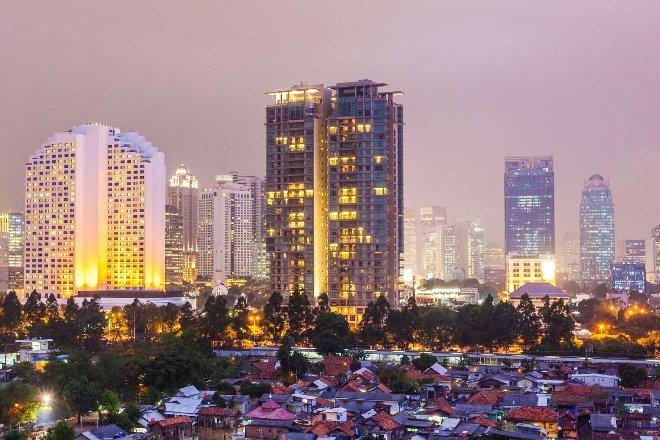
[244,399,296,440]
[197,407,242,440]
[504,407,558,438]
[150,416,193,440]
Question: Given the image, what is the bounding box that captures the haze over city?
[2,1,660,246]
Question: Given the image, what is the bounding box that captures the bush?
[412,353,437,371]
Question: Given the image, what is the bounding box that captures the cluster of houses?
[80,355,659,440]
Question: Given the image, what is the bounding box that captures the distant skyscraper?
[440,224,458,280]
[0,212,24,290]
[560,232,580,280]
[402,209,418,283]
[624,239,646,265]
[419,206,447,279]
[653,225,660,275]
[579,174,615,282]
[504,156,555,258]
[165,205,184,289]
[610,262,646,293]
[484,243,505,269]
[24,124,165,297]
[197,179,254,286]
[266,80,403,323]
[167,165,199,283]
[230,173,268,280]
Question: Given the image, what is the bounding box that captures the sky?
[1,1,659,251]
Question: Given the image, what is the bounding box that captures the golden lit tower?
[24,124,165,297]
[265,84,331,301]
[167,165,199,283]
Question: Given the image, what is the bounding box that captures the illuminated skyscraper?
[402,209,418,284]
[504,156,555,258]
[167,165,199,283]
[624,239,646,265]
[653,225,660,278]
[266,80,403,323]
[165,205,184,289]
[560,232,580,280]
[419,206,447,279]
[197,178,254,285]
[579,174,615,282]
[24,124,165,297]
[0,212,24,290]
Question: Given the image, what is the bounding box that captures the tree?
[576,298,602,324]
[542,299,575,347]
[124,403,143,424]
[516,294,542,349]
[0,381,43,427]
[215,382,236,395]
[277,337,309,381]
[418,306,456,350]
[617,363,647,388]
[201,296,231,344]
[376,366,418,394]
[286,289,312,342]
[491,301,519,350]
[99,389,120,415]
[23,290,47,332]
[1,291,23,337]
[412,353,437,371]
[311,312,351,355]
[263,291,286,343]
[592,283,608,299]
[316,293,330,315]
[45,422,75,440]
[179,302,197,332]
[78,297,105,352]
[454,304,481,348]
[14,361,38,384]
[358,295,390,348]
[231,296,250,345]
[63,379,103,424]
[387,297,419,349]
[400,355,410,365]
[477,294,496,350]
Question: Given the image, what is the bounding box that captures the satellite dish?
[213,284,229,296]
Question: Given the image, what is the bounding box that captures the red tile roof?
[306,421,356,437]
[323,356,351,376]
[245,399,296,421]
[157,416,192,427]
[340,380,362,392]
[467,391,504,406]
[552,385,603,404]
[316,397,334,407]
[432,397,455,415]
[505,407,558,423]
[470,415,498,428]
[198,407,240,417]
[370,412,401,431]
[373,383,392,394]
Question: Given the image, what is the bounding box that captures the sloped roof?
[370,411,401,431]
[510,283,569,299]
[505,407,558,423]
[467,391,504,406]
[305,420,356,437]
[156,416,192,427]
[245,399,296,421]
[198,407,240,417]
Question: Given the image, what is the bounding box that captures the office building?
[560,232,581,280]
[197,178,254,286]
[579,174,615,282]
[266,80,403,323]
[0,212,24,291]
[484,243,505,270]
[418,206,447,279]
[165,205,184,289]
[504,156,555,257]
[610,262,646,293]
[506,255,556,292]
[402,209,418,284]
[167,165,199,283]
[652,225,660,281]
[624,239,646,265]
[440,224,458,280]
[24,124,165,297]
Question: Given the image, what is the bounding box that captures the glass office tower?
[504,156,555,257]
[579,174,615,282]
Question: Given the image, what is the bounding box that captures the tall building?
[610,262,646,293]
[504,156,555,258]
[0,212,24,291]
[402,209,418,284]
[560,232,580,280]
[579,174,615,282]
[167,165,199,283]
[484,243,505,269]
[418,206,447,279]
[266,80,403,323]
[24,124,165,297]
[230,173,268,280]
[197,178,255,285]
[440,224,458,280]
[653,225,660,278]
[164,205,184,289]
[624,239,646,265]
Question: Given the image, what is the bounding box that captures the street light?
[42,394,51,405]
[599,323,604,335]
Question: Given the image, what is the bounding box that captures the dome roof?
[585,174,608,188]
[175,164,191,175]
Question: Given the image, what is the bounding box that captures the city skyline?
[1,1,660,248]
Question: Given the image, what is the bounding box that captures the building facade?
[418,206,447,279]
[579,174,615,282]
[165,205,184,289]
[560,232,581,281]
[265,80,403,323]
[24,124,165,297]
[653,225,660,281]
[505,255,556,293]
[610,262,646,293]
[623,239,646,265]
[167,165,199,283]
[0,212,24,291]
[504,156,555,258]
[402,209,418,284]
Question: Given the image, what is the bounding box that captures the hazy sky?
[2,1,659,250]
